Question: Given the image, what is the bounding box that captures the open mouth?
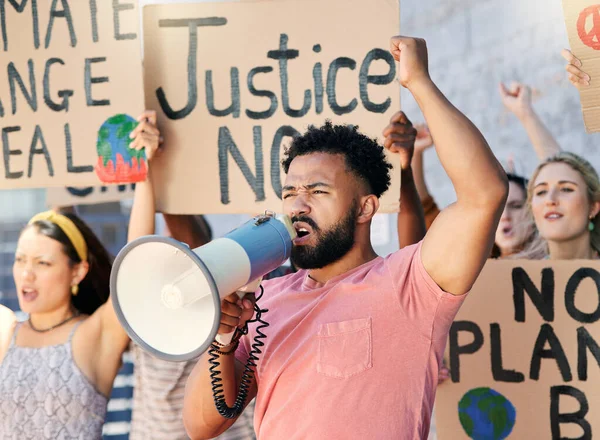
[297,228,310,238]
[498,221,514,238]
[545,212,563,221]
[21,288,38,302]
[293,222,314,244]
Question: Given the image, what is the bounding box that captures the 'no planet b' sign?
[437,260,600,439]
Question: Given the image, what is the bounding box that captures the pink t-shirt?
[236,242,466,439]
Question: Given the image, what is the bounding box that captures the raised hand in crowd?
[383,111,426,248]
[499,81,561,160]
[383,111,417,169]
[414,123,434,155]
[499,82,534,121]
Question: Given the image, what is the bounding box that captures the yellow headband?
[28,211,88,262]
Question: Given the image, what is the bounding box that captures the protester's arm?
[127,111,162,242]
[412,145,431,205]
[390,36,508,296]
[163,215,211,249]
[411,124,441,230]
[128,177,156,241]
[562,49,591,88]
[184,352,256,439]
[397,168,426,248]
[183,293,257,439]
[382,112,426,248]
[93,110,163,371]
[499,82,561,160]
[411,124,434,201]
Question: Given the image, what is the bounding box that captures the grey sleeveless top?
[0,321,108,439]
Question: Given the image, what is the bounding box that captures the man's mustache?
[291,215,320,233]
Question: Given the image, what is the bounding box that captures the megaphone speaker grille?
[111,236,221,361]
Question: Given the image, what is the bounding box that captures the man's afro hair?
[281,121,392,198]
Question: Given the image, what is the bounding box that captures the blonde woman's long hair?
[520,152,600,259]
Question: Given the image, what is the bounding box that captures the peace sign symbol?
[578,5,600,50]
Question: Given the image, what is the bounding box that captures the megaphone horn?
[110,212,297,362]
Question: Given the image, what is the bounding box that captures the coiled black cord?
[208,285,269,419]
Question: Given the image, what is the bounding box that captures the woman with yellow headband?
[0,111,162,439]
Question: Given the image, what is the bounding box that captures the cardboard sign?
[436,260,600,439]
[562,0,600,132]
[0,0,145,189]
[46,184,136,207]
[143,0,401,214]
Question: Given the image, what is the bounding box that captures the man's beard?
[291,202,357,270]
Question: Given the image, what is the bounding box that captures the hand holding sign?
[382,111,416,170]
[389,36,430,89]
[561,48,591,88]
[129,110,163,161]
[561,0,600,132]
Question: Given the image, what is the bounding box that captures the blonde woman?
[526,152,600,260]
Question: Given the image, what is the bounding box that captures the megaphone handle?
[215,290,248,346]
[215,277,263,346]
[208,282,269,419]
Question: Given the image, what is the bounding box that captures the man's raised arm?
[390,36,508,295]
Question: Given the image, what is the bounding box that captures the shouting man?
[183,36,508,439]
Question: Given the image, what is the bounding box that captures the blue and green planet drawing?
[95,114,147,183]
[458,387,516,440]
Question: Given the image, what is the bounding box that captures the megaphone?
[110,212,296,362]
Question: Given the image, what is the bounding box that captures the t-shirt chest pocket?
[317,317,372,379]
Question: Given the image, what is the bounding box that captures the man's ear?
[357,195,379,224]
